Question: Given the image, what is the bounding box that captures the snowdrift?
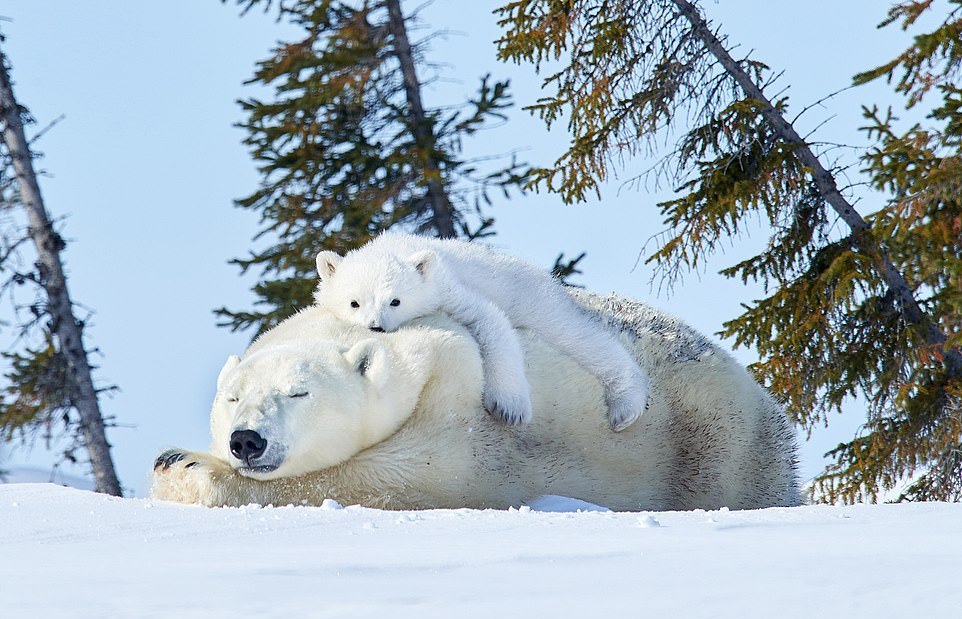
[2,483,960,618]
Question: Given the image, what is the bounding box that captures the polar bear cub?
[314,233,649,431]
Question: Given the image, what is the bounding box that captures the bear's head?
[314,248,442,333]
[209,338,409,479]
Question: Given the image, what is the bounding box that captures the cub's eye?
[225,396,239,403]
[289,392,309,399]
[390,298,401,307]
[350,300,360,309]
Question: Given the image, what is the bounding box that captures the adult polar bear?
[151,291,800,510]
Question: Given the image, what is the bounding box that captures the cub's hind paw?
[606,370,650,432]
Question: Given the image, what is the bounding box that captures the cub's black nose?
[369,326,385,333]
[230,429,267,462]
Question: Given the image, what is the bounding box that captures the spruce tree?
[848,1,962,501]
[219,0,527,335]
[0,40,122,495]
[497,0,962,501]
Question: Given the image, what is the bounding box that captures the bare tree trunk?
[671,0,962,378]
[384,0,457,238]
[0,46,122,496]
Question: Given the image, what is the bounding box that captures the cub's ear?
[408,250,437,278]
[316,251,343,280]
[343,338,389,390]
[217,355,241,390]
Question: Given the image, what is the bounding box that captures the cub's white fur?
[314,233,649,431]
[151,291,800,511]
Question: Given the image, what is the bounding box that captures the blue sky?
[0,1,912,496]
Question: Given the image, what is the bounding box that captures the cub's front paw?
[483,384,533,426]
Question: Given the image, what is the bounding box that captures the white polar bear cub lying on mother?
[314,233,649,431]
[151,291,800,511]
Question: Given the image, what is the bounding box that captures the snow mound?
[524,494,610,512]
[1,466,95,490]
[2,483,960,618]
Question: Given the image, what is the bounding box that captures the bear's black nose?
[230,429,267,462]
[369,326,385,333]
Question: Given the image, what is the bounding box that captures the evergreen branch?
[26,113,65,147]
[790,85,853,127]
[671,0,962,380]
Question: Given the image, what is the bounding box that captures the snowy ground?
[1,466,95,490]
[2,484,960,618]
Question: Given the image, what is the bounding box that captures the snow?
[1,466,95,491]
[3,484,960,618]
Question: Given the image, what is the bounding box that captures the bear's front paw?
[150,448,225,506]
[483,384,532,426]
[154,449,189,471]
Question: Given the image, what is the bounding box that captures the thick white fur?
[314,233,650,431]
[151,291,800,511]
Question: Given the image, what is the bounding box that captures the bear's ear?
[316,251,343,281]
[217,355,242,390]
[343,338,389,390]
[408,250,437,279]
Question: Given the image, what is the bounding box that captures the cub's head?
[314,249,441,332]
[210,338,406,479]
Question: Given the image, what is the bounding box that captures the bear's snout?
[230,429,267,463]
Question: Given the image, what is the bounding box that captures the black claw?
[185,461,199,469]
[154,450,186,471]
[485,402,524,426]
[487,404,506,423]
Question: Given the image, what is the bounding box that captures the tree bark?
[383,0,457,238]
[671,0,962,378]
[0,46,123,495]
